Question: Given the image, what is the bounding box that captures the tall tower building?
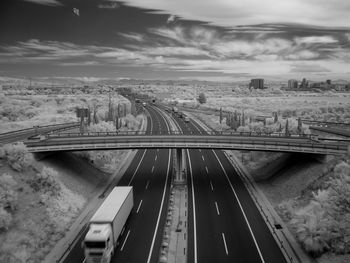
[288,79,298,89]
[300,78,309,89]
[250,79,264,89]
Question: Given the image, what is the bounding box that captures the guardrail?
[0,122,80,145]
[309,126,350,137]
[301,119,350,127]
[34,130,316,139]
[24,135,347,155]
[0,122,79,137]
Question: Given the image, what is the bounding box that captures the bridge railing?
[24,134,348,154]
[0,122,79,137]
[33,130,315,139]
[301,119,350,127]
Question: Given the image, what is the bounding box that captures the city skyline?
[0,0,349,81]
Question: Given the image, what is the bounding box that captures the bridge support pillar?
[173,148,187,184]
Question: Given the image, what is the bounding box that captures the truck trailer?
[83,186,134,263]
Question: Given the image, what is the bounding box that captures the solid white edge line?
[127,149,147,186]
[210,180,214,191]
[136,199,143,213]
[212,150,265,263]
[146,149,171,263]
[187,149,198,263]
[215,201,220,216]
[120,230,131,251]
[222,233,229,255]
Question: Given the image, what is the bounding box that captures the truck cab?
[84,224,114,263]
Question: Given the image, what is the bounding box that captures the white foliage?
[0,207,12,231]
[1,143,33,172]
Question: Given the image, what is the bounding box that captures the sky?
[0,0,349,81]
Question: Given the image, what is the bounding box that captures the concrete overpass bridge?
[24,131,348,155]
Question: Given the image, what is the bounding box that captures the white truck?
[83,186,134,263]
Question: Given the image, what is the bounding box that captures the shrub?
[198,93,207,104]
[0,207,13,231]
[87,121,116,133]
[29,167,61,195]
[291,158,350,256]
[0,173,18,211]
[2,143,33,171]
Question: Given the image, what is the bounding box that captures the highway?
[63,105,173,263]
[165,107,287,263]
[44,103,292,262]
[309,125,350,137]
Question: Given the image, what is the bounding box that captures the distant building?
[300,78,309,89]
[250,79,264,89]
[326,79,331,85]
[288,79,298,89]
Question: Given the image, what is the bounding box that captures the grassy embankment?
[0,89,145,262]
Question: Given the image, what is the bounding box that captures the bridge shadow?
[252,152,323,182]
[38,151,110,191]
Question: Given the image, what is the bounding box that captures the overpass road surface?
[62,106,173,263]
[164,106,287,263]
[0,122,79,145]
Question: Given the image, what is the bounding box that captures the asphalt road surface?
[168,108,287,263]
[63,105,173,263]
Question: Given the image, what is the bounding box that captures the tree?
[198,93,207,104]
[274,112,278,123]
[219,108,223,124]
[241,110,245,126]
[285,118,290,136]
[298,117,302,134]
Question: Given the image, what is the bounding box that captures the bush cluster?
[0,104,38,121]
[0,143,33,172]
[28,167,61,196]
[0,173,17,231]
[281,158,350,257]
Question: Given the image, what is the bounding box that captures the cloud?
[142,46,211,57]
[72,8,80,16]
[0,39,92,62]
[295,36,338,44]
[167,15,176,24]
[149,27,187,44]
[122,0,350,28]
[285,50,320,60]
[1,30,349,80]
[118,32,144,42]
[98,1,120,9]
[23,0,62,6]
[290,64,331,73]
[59,61,100,66]
[345,33,350,41]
